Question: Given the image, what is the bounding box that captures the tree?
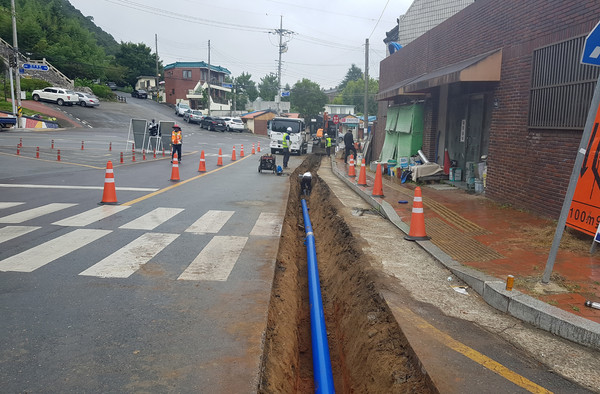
[339,64,363,90]
[114,42,160,87]
[258,73,278,101]
[234,72,258,109]
[290,78,327,120]
[340,77,379,115]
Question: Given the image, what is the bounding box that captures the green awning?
[379,130,399,163]
[394,105,414,133]
[385,106,399,132]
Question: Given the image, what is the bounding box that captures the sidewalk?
[331,155,600,349]
[13,99,82,128]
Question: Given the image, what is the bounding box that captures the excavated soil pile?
[259,155,432,393]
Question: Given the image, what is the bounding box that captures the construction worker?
[300,171,312,196]
[325,134,332,156]
[171,124,183,163]
[344,129,357,163]
[282,127,291,168]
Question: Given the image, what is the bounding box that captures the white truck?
[269,117,308,155]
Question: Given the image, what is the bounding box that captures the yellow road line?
[394,305,553,394]
[122,154,253,206]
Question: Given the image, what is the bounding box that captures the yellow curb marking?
[394,305,552,394]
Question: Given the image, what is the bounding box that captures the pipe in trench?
[301,198,335,394]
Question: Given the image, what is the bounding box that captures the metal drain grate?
[425,217,504,262]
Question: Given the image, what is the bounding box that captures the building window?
[183,70,192,79]
[529,36,600,130]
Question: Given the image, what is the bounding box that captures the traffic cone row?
[198,150,206,172]
[404,186,430,241]
[170,153,180,182]
[348,155,356,178]
[100,161,118,204]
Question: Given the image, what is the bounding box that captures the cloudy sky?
[68,0,413,89]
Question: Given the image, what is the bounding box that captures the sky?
[67,0,413,89]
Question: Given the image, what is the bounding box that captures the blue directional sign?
[582,20,600,66]
[23,63,49,71]
[281,91,290,97]
[222,83,233,88]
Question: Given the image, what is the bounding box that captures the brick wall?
[377,0,600,219]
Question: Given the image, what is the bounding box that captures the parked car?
[131,89,148,99]
[202,116,226,131]
[31,87,79,106]
[225,117,245,132]
[75,92,100,107]
[175,102,191,116]
[107,82,118,90]
[183,110,204,124]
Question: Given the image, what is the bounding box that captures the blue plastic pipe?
[301,198,335,394]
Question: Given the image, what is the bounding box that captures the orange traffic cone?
[372,163,384,197]
[240,144,244,157]
[198,150,206,172]
[170,153,180,182]
[217,148,223,166]
[404,186,430,241]
[252,143,255,155]
[348,154,356,178]
[357,158,367,186]
[257,142,261,152]
[100,161,118,204]
[443,148,450,175]
[231,146,237,161]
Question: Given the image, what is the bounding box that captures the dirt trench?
[258,155,432,393]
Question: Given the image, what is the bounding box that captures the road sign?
[281,91,290,97]
[222,83,233,88]
[23,63,49,71]
[582,20,600,66]
[333,115,339,124]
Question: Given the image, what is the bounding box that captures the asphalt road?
[0,97,294,392]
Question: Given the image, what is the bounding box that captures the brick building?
[163,61,231,107]
[376,0,600,219]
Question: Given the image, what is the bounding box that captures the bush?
[19,78,50,92]
[90,84,115,100]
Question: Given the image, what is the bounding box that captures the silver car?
[75,92,100,107]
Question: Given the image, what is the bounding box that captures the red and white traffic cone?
[100,161,118,204]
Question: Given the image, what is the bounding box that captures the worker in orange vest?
[171,124,183,163]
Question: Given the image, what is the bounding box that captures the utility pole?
[10,0,22,127]
[155,33,159,103]
[207,40,211,116]
[364,38,369,142]
[272,16,293,115]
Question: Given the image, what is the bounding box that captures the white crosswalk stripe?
[0,226,40,244]
[53,205,129,227]
[0,203,77,224]
[0,229,111,272]
[178,236,247,281]
[79,233,179,278]
[119,207,184,230]
[250,212,283,237]
[0,202,25,210]
[0,202,285,281]
[185,210,234,234]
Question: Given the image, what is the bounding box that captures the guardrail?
[301,198,334,394]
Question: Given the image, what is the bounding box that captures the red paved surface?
[12,99,81,128]
[335,156,600,324]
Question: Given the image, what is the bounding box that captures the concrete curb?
[329,158,600,350]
